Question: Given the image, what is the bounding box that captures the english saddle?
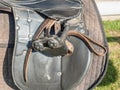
[0,0,109,90]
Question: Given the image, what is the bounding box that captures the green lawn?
[95,20,120,90]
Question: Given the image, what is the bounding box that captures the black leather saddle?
[0,0,108,90]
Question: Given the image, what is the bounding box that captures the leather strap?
[23,18,56,82]
[33,18,56,40]
[66,31,107,56]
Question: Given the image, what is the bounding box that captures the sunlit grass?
[103,20,120,31]
[95,20,120,90]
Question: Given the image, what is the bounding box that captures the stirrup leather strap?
[24,18,56,82]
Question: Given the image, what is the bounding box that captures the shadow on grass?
[98,60,118,86]
[107,36,120,44]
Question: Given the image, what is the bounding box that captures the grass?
[103,20,120,32]
[94,20,120,90]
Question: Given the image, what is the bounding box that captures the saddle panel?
[1,0,82,19]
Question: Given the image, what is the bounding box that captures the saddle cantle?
[0,0,108,90]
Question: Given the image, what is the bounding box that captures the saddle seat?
[0,0,82,19]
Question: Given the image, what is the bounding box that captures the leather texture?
[12,8,62,90]
[11,7,92,90]
[1,0,82,19]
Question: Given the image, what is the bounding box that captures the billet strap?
[66,31,107,56]
[23,18,56,82]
